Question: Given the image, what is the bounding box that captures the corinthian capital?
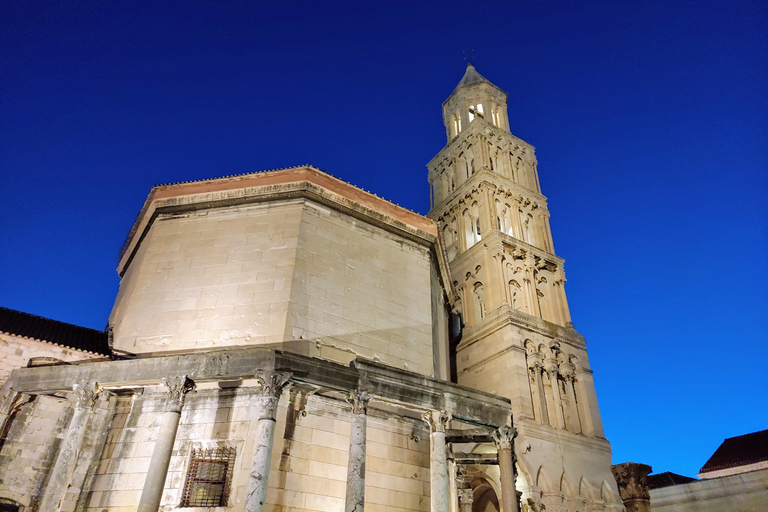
[73,381,100,410]
[254,371,291,398]
[346,390,371,415]
[163,375,195,412]
[421,410,451,434]
[492,425,517,451]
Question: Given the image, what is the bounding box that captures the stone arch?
[579,476,596,501]
[508,280,522,310]
[471,477,500,512]
[601,480,617,504]
[560,471,577,498]
[535,466,556,493]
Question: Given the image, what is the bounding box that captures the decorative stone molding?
[162,375,195,412]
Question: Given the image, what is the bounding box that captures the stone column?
[345,390,370,512]
[492,426,519,512]
[137,375,195,512]
[0,389,32,452]
[39,381,100,512]
[544,362,565,429]
[244,372,291,512]
[611,462,652,512]
[422,410,451,512]
[458,488,473,512]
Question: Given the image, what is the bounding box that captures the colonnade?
[1,377,521,512]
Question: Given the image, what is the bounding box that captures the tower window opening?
[452,113,462,136]
[477,103,484,118]
[468,105,475,123]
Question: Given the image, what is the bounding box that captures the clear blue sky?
[1,1,766,479]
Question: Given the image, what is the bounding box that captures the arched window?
[472,283,486,324]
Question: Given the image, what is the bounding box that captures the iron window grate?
[180,446,236,507]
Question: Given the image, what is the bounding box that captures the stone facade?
[0,66,621,512]
[428,64,621,511]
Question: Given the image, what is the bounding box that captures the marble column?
[137,376,195,512]
[492,426,519,512]
[39,381,100,512]
[422,410,451,512]
[458,488,473,512]
[345,390,370,512]
[244,371,291,512]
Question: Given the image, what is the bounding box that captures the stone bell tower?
[428,64,623,511]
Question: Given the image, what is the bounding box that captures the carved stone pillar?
[137,376,195,512]
[345,391,370,512]
[544,361,565,429]
[0,389,32,452]
[422,410,451,512]
[492,426,519,512]
[526,348,548,426]
[560,363,581,434]
[611,462,652,512]
[39,381,100,512]
[244,372,290,512]
[458,488,473,512]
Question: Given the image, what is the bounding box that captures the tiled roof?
[699,429,768,474]
[646,471,696,489]
[0,306,110,356]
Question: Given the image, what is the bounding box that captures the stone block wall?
[287,201,434,375]
[110,198,436,376]
[81,387,430,512]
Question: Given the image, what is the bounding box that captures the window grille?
[180,446,236,507]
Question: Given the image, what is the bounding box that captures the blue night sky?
[1,1,766,479]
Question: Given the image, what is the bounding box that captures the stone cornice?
[458,305,586,351]
[428,169,548,219]
[118,167,438,276]
[4,348,512,428]
[427,121,535,170]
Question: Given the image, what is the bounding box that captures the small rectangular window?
[181,445,236,507]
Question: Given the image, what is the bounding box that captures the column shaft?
[345,391,370,512]
[137,376,195,512]
[493,426,519,512]
[39,382,99,512]
[423,411,450,512]
[244,372,290,512]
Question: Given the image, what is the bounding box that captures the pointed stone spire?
[454,63,491,90]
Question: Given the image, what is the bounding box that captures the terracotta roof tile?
[699,429,768,474]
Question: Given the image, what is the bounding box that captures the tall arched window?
[472,283,486,324]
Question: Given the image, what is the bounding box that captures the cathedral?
[0,65,623,512]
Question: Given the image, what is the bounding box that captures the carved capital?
[163,375,195,412]
[492,425,517,451]
[421,410,451,434]
[611,462,652,502]
[73,381,100,410]
[458,488,474,505]
[254,371,291,398]
[346,390,371,415]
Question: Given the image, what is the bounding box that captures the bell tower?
[428,64,623,511]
